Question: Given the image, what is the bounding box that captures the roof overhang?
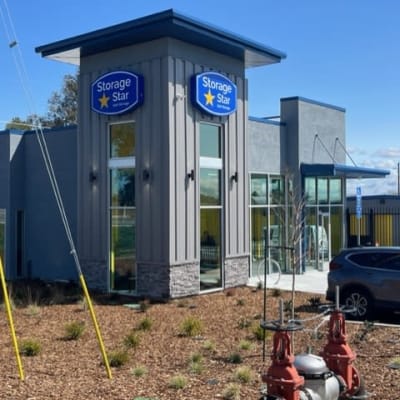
[301,163,390,179]
[35,9,286,68]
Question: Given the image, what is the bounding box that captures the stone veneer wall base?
[224,255,249,288]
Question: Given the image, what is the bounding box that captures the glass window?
[200,124,221,158]
[109,122,136,292]
[110,123,135,158]
[200,209,221,290]
[251,175,267,205]
[200,169,221,206]
[305,178,316,204]
[329,178,342,204]
[317,178,328,204]
[110,208,136,290]
[330,206,343,257]
[270,176,285,205]
[199,123,223,291]
[110,169,135,207]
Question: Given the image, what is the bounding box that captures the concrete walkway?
[248,268,328,295]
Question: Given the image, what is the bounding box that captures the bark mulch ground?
[0,284,399,399]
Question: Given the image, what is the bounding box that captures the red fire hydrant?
[321,308,362,397]
[261,328,304,400]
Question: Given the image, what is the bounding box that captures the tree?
[5,70,79,130]
[5,116,33,130]
[46,71,78,127]
[5,114,48,130]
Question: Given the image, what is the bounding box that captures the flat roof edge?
[249,116,284,126]
[36,9,286,67]
[281,96,346,113]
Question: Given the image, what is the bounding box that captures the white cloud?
[373,147,400,158]
[346,146,399,196]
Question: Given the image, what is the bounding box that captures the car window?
[378,254,400,271]
[348,252,386,267]
[349,251,400,270]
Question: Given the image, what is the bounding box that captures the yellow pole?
[79,274,112,379]
[0,257,24,380]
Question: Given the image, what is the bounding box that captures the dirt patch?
[0,285,399,399]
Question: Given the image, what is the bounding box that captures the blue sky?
[1,0,399,195]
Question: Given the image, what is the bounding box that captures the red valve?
[261,330,304,400]
[321,309,362,396]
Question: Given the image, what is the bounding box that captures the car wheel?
[342,288,374,319]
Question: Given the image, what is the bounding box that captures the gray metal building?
[0,10,389,298]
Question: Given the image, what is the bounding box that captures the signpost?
[356,186,362,246]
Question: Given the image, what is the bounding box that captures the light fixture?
[142,169,151,182]
[187,169,195,181]
[231,171,238,182]
[89,170,97,183]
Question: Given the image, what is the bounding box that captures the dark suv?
[326,247,400,319]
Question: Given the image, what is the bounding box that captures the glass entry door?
[109,122,136,291]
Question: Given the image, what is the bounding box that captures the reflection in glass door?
[109,122,136,291]
[199,123,223,291]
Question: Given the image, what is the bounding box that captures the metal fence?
[346,208,400,247]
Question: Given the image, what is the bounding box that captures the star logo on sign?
[204,89,215,106]
[99,93,110,108]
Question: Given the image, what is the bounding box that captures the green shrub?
[64,321,85,340]
[251,322,270,341]
[168,374,187,389]
[19,339,41,356]
[233,365,253,383]
[389,357,400,369]
[136,316,153,331]
[178,316,203,337]
[124,332,141,349]
[131,365,148,377]
[238,339,253,351]
[189,361,204,374]
[108,349,129,367]
[222,383,240,400]
[202,340,216,352]
[189,352,203,363]
[188,353,204,374]
[24,303,41,316]
[227,352,242,364]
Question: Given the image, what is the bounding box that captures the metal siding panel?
[77,72,93,260]
[158,57,171,263]
[225,75,248,257]
[136,60,152,263]
[186,61,197,262]
[135,57,169,264]
[174,58,187,262]
[226,110,235,256]
[165,56,176,264]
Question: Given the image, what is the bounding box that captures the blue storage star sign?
[191,72,237,116]
[91,71,144,115]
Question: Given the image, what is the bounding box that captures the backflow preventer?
[259,288,369,400]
